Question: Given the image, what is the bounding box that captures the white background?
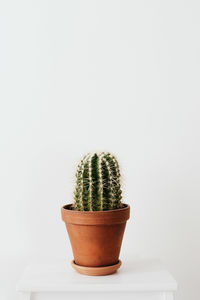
[0,0,200,299]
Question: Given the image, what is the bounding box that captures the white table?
[16,259,177,300]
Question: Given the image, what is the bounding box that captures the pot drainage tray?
[71,260,122,276]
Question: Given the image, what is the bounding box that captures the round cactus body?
[73,152,122,211]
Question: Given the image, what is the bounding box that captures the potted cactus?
[61,152,130,275]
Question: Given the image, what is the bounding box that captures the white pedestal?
[16,259,177,300]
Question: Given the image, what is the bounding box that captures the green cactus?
[73,152,123,211]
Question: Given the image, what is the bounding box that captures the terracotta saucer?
[71,260,122,276]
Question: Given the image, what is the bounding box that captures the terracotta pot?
[61,204,130,268]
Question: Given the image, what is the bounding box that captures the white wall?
[0,0,200,299]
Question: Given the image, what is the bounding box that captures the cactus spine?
[73,152,122,211]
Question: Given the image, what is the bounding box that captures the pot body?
[61,204,130,267]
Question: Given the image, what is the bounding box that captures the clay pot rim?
[61,203,130,225]
[62,203,129,213]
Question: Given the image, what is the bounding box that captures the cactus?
[73,152,123,211]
